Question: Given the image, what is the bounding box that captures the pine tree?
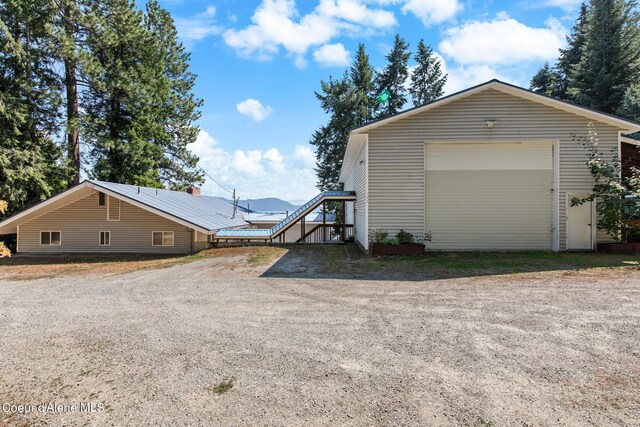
[50,0,85,184]
[569,0,640,113]
[618,84,640,122]
[0,0,66,216]
[556,3,589,99]
[409,39,446,106]
[349,43,376,126]
[530,62,563,97]
[310,75,353,191]
[82,0,164,186]
[144,0,204,190]
[375,34,410,117]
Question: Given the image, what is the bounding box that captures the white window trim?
[152,231,174,247]
[107,196,121,222]
[99,230,111,246]
[40,230,62,246]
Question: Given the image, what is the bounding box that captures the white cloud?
[174,6,222,43]
[293,145,316,168]
[370,0,462,25]
[422,51,516,94]
[313,43,351,67]
[439,17,567,65]
[535,0,583,11]
[223,0,396,66]
[317,0,397,27]
[188,130,317,200]
[400,0,462,25]
[236,98,273,122]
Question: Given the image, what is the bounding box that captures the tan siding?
[107,196,120,221]
[343,141,368,248]
[366,89,620,250]
[19,192,193,253]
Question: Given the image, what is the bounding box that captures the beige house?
[340,80,640,251]
[0,180,248,254]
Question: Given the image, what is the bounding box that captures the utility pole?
[232,189,238,219]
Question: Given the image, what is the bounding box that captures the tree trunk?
[64,2,80,184]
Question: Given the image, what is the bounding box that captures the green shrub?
[396,230,414,244]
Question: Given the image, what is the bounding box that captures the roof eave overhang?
[0,181,93,234]
[621,135,640,146]
[338,133,368,183]
[350,80,640,135]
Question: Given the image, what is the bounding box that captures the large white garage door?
[425,142,554,250]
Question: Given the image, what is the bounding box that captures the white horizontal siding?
[19,192,193,253]
[366,89,620,250]
[342,141,368,248]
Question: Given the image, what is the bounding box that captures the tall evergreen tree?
[310,75,352,191]
[569,0,640,113]
[349,43,376,126]
[144,0,204,190]
[50,0,86,184]
[0,0,66,216]
[82,0,165,186]
[409,39,446,106]
[556,3,589,99]
[618,84,640,122]
[375,34,410,117]
[530,62,563,97]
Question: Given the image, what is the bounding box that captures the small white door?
[567,196,593,250]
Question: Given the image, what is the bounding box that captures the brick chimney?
[187,187,201,197]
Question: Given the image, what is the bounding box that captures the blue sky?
[157,0,582,202]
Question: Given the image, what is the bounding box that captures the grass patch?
[246,246,287,266]
[267,244,640,279]
[210,379,234,395]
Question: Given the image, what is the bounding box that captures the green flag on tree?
[377,89,390,104]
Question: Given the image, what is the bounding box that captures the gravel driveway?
[1,249,639,426]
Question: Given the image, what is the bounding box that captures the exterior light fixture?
[486,120,497,128]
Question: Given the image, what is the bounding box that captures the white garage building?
[339,80,640,251]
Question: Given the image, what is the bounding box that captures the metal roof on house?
[88,180,248,232]
[214,228,272,238]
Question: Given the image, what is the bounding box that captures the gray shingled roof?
[90,180,248,232]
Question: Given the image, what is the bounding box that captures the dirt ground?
[1,246,639,426]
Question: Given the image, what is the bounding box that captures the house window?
[152,231,174,247]
[99,231,111,246]
[40,231,61,246]
[98,192,106,206]
[107,196,120,221]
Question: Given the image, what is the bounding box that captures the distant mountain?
[233,198,301,213]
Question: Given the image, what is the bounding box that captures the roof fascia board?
[620,135,640,146]
[0,181,92,232]
[493,84,640,132]
[352,80,640,135]
[352,81,497,134]
[338,133,367,183]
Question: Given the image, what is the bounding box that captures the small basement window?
[99,231,111,246]
[40,231,61,246]
[98,192,106,206]
[152,231,174,247]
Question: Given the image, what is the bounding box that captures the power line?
[196,163,234,195]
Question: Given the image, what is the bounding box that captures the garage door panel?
[425,143,553,250]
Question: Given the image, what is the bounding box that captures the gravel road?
[1,250,639,426]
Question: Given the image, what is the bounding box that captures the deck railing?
[296,224,354,243]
